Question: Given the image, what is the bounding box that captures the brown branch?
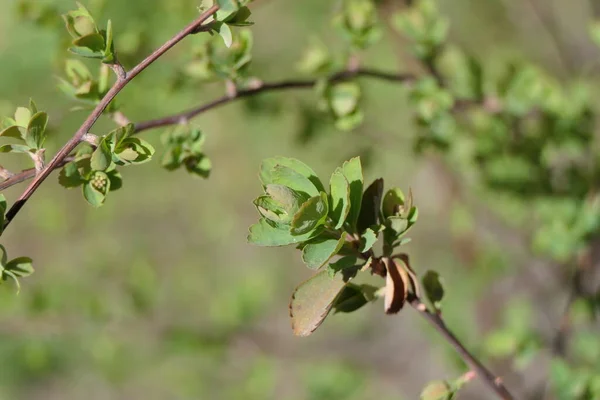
[0,68,414,193]
[135,68,415,133]
[1,4,219,230]
[410,298,515,400]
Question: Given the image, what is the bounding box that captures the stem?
[134,68,415,133]
[1,4,219,231]
[409,297,515,400]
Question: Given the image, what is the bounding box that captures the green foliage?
[332,0,382,50]
[184,28,253,83]
[422,270,444,311]
[58,60,114,109]
[393,0,449,60]
[0,100,49,154]
[63,2,115,63]
[0,245,34,293]
[420,372,474,400]
[161,125,211,178]
[248,156,420,334]
[483,299,542,369]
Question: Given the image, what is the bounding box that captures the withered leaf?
[384,257,410,314]
[289,268,356,336]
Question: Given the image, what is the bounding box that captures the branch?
[409,298,515,400]
[0,68,414,192]
[134,68,415,133]
[1,4,219,231]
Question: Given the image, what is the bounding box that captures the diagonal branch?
[1,4,219,231]
[0,68,415,193]
[410,298,515,400]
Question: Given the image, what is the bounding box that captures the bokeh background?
[0,0,599,399]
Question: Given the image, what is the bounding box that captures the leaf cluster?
[248,156,421,335]
[0,100,49,163]
[161,125,211,178]
[63,2,115,63]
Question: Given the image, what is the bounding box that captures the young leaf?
[90,140,112,171]
[302,234,345,270]
[357,178,384,233]
[259,157,325,193]
[0,125,23,140]
[422,270,445,310]
[248,218,321,247]
[215,22,233,48]
[290,192,329,235]
[329,168,350,229]
[271,165,320,198]
[59,161,85,188]
[358,228,377,252]
[25,111,48,149]
[342,156,363,230]
[14,107,31,127]
[290,268,355,336]
[4,257,34,277]
[420,380,452,400]
[382,188,405,218]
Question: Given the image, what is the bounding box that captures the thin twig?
[410,297,515,400]
[134,68,415,133]
[1,4,219,230]
[0,68,414,192]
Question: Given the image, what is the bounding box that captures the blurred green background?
[0,0,598,399]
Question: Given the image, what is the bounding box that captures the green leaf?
[358,228,377,252]
[216,0,240,21]
[73,32,105,53]
[329,168,350,229]
[68,46,104,59]
[259,157,325,193]
[302,234,345,270]
[0,144,32,153]
[90,140,112,171]
[341,157,363,231]
[24,111,48,149]
[5,257,34,277]
[357,178,383,233]
[59,162,85,188]
[422,270,444,310]
[333,283,378,314]
[0,244,7,265]
[266,184,308,214]
[29,99,38,114]
[227,6,253,26]
[382,188,405,218]
[247,218,321,247]
[327,255,357,278]
[386,216,409,235]
[271,165,320,198]
[215,22,233,47]
[420,380,452,400]
[0,125,23,140]
[102,20,115,63]
[14,107,31,127]
[290,192,329,235]
[330,82,360,117]
[290,268,355,336]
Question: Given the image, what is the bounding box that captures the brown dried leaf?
[384,257,409,314]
